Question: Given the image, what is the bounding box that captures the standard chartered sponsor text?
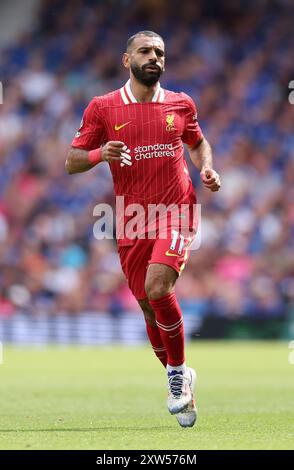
[134,143,174,160]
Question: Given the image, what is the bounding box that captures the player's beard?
[131,62,162,87]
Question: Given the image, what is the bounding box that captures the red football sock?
[149,292,185,367]
[145,322,167,367]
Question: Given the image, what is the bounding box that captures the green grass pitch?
[0,341,293,450]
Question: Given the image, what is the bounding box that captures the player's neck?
[129,77,159,103]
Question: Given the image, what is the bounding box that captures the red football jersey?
[71,80,203,245]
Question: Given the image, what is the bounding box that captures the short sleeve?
[71,97,106,150]
[181,93,203,147]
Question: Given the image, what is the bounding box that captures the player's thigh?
[145,234,192,298]
[148,234,193,279]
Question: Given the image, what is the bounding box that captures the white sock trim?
[167,363,186,374]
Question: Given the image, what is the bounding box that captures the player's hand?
[101,141,126,162]
[200,167,221,192]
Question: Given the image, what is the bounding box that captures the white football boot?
[176,367,197,428]
[167,368,192,414]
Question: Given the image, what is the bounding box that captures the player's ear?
[122,53,130,70]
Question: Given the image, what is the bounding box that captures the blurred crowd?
[0,0,293,321]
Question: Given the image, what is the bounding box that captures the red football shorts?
[118,234,194,301]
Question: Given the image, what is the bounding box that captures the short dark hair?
[126,31,164,51]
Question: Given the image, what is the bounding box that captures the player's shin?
[149,292,191,414]
[145,321,167,367]
[149,292,185,367]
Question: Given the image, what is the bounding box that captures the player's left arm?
[187,137,221,192]
[181,93,221,192]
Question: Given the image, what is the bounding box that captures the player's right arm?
[66,142,125,174]
[65,97,125,174]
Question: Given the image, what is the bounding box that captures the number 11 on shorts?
[170,230,185,255]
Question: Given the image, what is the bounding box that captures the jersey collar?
[120,79,165,104]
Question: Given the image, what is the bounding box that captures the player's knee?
[145,264,177,301]
[145,280,171,301]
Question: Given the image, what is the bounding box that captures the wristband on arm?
[88,148,103,166]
